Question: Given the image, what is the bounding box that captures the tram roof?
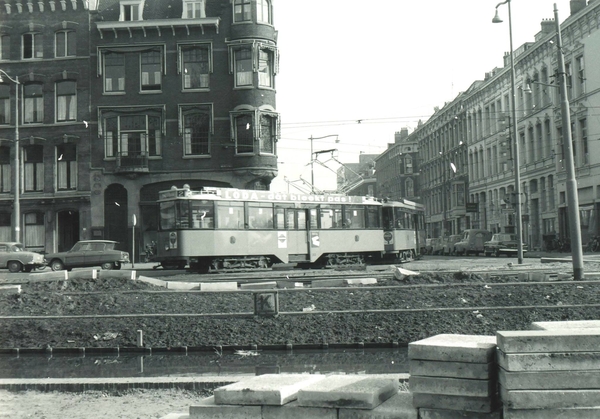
[158,186,382,205]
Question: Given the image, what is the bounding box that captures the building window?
[235,48,253,87]
[23,83,44,124]
[580,118,588,165]
[56,81,76,122]
[182,108,211,156]
[140,50,162,91]
[24,212,44,249]
[57,143,77,190]
[257,0,271,23]
[0,146,9,192]
[55,30,76,58]
[233,0,251,22]
[103,112,162,159]
[405,156,413,174]
[258,49,273,88]
[0,34,10,60]
[23,145,44,192]
[120,1,142,21]
[259,113,276,154]
[234,113,253,154]
[405,178,414,198]
[181,45,210,90]
[182,0,205,18]
[576,55,585,96]
[23,33,43,59]
[104,52,125,93]
[0,84,9,124]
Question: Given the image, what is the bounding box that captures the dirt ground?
[1,258,599,418]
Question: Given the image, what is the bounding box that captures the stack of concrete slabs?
[409,334,500,418]
[498,329,600,419]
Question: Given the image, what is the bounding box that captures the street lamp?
[493,0,524,265]
[0,70,20,243]
[309,134,338,193]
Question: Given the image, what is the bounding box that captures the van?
[454,229,493,256]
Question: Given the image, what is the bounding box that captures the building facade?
[0,0,280,258]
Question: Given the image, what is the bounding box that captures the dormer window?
[120,0,143,21]
[182,0,205,18]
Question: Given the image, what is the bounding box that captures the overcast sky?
[271,0,573,192]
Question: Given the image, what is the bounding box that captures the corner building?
[89,0,280,256]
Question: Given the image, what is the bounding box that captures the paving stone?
[159,413,189,419]
[166,281,199,290]
[409,376,496,397]
[213,374,325,406]
[199,282,238,291]
[500,386,600,410]
[338,391,417,419]
[497,349,600,371]
[263,400,337,419]
[312,279,346,287]
[240,281,278,290]
[497,329,600,353]
[500,368,600,390]
[345,278,378,285]
[530,320,600,331]
[412,393,498,413]
[409,360,494,380]
[137,275,168,288]
[189,396,261,418]
[419,408,501,419]
[503,406,600,419]
[408,334,497,363]
[297,374,398,410]
[0,285,20,295]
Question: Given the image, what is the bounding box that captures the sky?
[271,0,574,192]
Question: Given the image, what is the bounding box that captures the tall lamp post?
[493,0,524,265]
[309,134,338,193]
[0,70,20,243]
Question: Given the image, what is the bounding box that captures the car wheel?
[114,261,122,270]
[494,249,501,257]
[8,261,22,273]
[101,262,114,270]
[50,260,65,271]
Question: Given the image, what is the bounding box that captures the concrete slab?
[420,408,501,419]
[500,387,600,410]
[530,320,600,331]
[409,376,496,397]
[67,269,96,280]
[262,400,337,419]
[392,267,420,281]
[497,330,600,353]
[137,275,168,288]
[0,285,20,295]
[28,271,69,281]
[312,279,346,287]
[213,374,325,406]
[345,278,378,285]
[297,374,398,410]
[240,281,278,290]
[497,349,600,371]
[199,282,238,291]
[500,368,600,390]
[338,391,417,419]
[409,360,494,380]
[166,281,199,290]
[503,406,600,419]
[159,413,189,419]
[99,269,137,280]
[412,393,498,413]
[189,396,261,418]
[408,334,497,363]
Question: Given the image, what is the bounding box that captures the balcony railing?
[116,151,149,173]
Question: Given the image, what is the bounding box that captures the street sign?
[466,203,478,213]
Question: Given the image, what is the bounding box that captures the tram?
[153,185,424,272]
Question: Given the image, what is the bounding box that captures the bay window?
[233,0,251,22]
[235,48,253,87]
[231,109,280,155]
[258,49,273,88]
[257,0,271,24]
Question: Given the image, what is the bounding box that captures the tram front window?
[159,201,176,230]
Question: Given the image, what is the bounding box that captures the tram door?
[285,208,311,262]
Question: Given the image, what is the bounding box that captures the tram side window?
[320,205,342,229]
[247,202,274,229]
[216,201,244,229]
[159,201,176,230]
[382,207,393,229]
[394,208,414,229]
[176,201,190,229]
[366,206,381,229]
[191,200,214,229]
[345,206,365,228]
[297,210,307,230]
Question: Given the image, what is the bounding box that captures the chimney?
[540,19,554,35]
[570,0,586,15]
[395,128,409,143]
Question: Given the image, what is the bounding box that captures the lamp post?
[0,70,20,243]
[493,0,524,265]
[309,134,338,193]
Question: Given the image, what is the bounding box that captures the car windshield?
[10,244,24,252]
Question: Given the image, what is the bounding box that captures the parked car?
[44,240,130,271]
[0,242,45,273]
[430,237,444,255]
[454,229,493,256]
[424,238,433,255]
[443,234,463,256]
[484,233,527,257]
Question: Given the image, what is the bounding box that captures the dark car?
[443,234,462,256]
[0,242,45,272]
[484,233,527,257]
[45,240,130,271]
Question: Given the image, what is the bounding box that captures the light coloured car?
[443,234,463,256]
[0,242,45,273]
[484,233,527,257]
[45,240,130,271]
